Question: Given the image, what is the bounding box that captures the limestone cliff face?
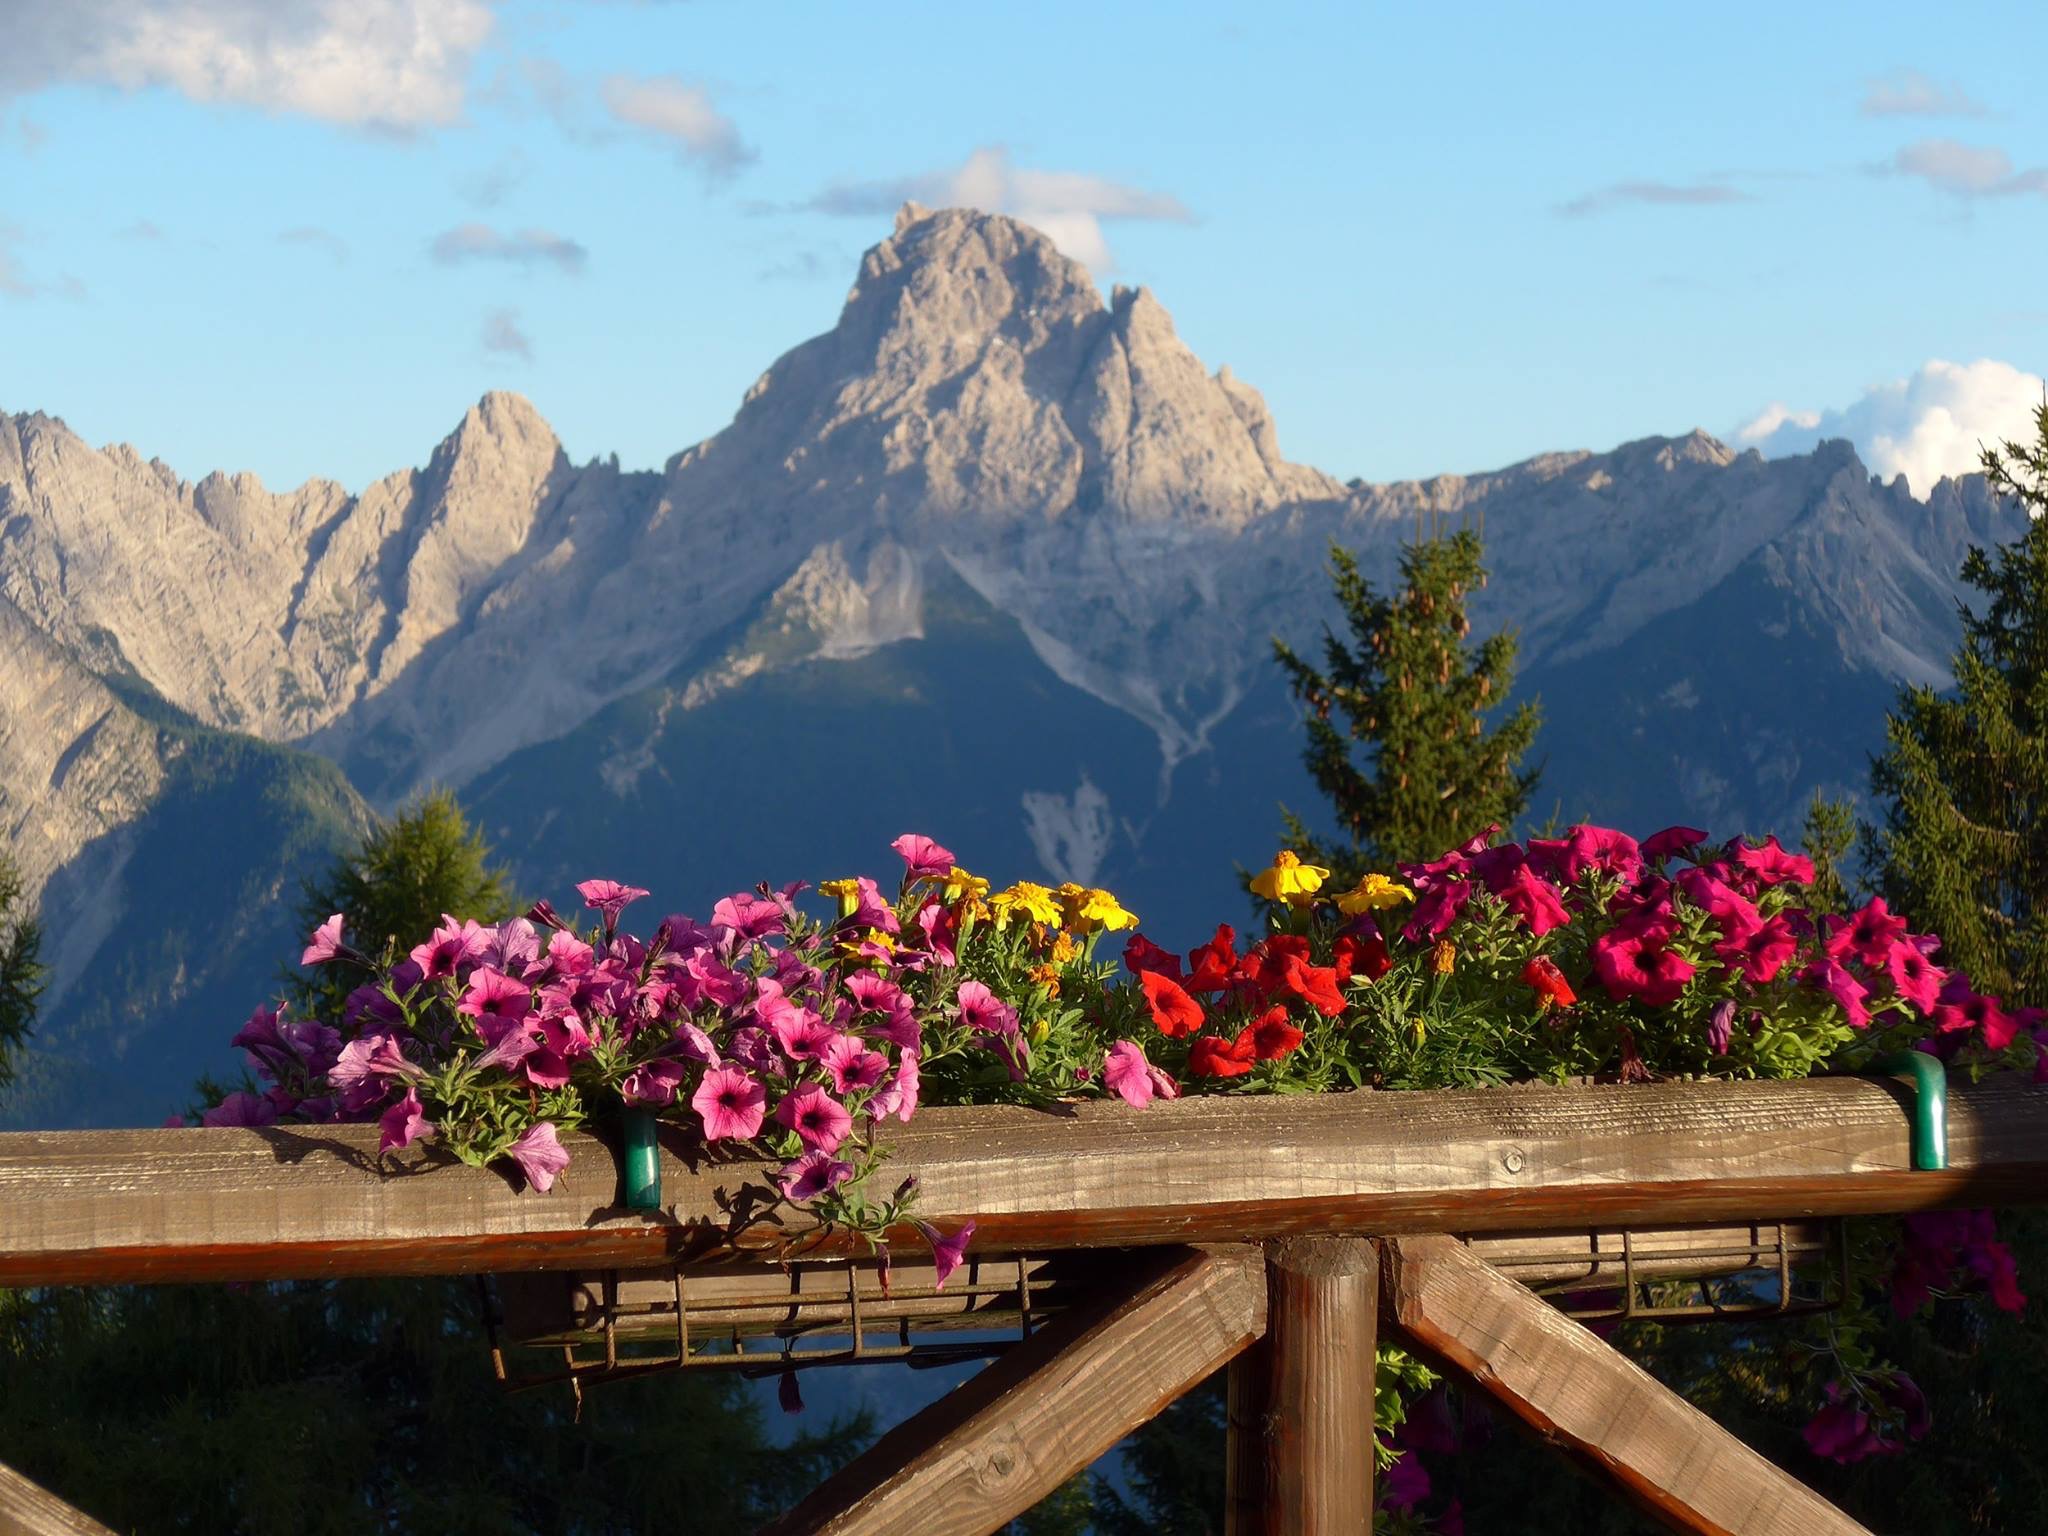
[0,203,2026,924]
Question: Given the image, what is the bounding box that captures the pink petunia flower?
[409,915,493,982]
[917,1220,976,1290]
[956,979,1018,1038]
[693,1065,768,1141]
[457,968,534,1030]
[378,1089,435,1155]
[822,1035,889,1095]
[1729,835,1815,887]
[890,833,956,881]
[1590,923,1695,1007]
[867,1050,922,1123]
[1713,913,1800,985]
[1829,897,1910,968]
[1103,1040,1161,1107]
[711,891,786,941]
[775,1083,853,1153]
[1885,942,1948,1014]
[1800,955,1871,1029]
[202,1091,279,1128]
[577,879,651,925]
[506,1122,571,1193]
[779,1149,856,1202]
[1640,825,1709,862]
[301,913,352,967]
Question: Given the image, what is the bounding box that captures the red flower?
[1520,954,1576,1008]
[1590,922,1695,1007]
[1333,929,1391,984]
[1189,1032,1257,1078]
[1184,924,1240,993]
[1138,968,1206,1037]
[1122,932,1185,983]
[1237,1006,1304,1062]
[1247,938,1345,1016]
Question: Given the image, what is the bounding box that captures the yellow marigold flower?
[1432,940,1457,975]
[1250,850,1331,906]
[835,927,897,968]
[942,867,990,905]
[1072,887,1139,933]
[818,878,861,918]
[1026,963,1062,998]
[1335,872,1415,914]
[1049,931,1079,965]
[989,881,1062,929]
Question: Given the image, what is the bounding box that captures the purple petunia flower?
[506,1122,571,1193]
[916,1220,976,1290]
[694,1065,768,1141]
[378,1089,435,1155]
[778,1149,856,1202]
[775,1083,853,1153]
[890,833,956,882]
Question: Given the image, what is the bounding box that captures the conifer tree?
[288,789,515,1018]
[0,855,43,1102]
[1274,530,1541,876]
[1866,400,2048,1007]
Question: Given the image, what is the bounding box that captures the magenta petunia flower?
[711,891,786,940]
[1103,1040,1161,1108]
[770,1011,840,1062]
[506,1122,571,1193]
[202,1091,279,1128]
[1803,1387,1883,1464]
[775,1082,853,1153]
[1829,897,1910,968]
[330,1031,423,1092]
[1930,975,2016,1049]
[693,1065,768,1140]
[914,899,958,965]
[1729,835,1815,887]
[1589,923,1695,1007]
[526,898,570,933]
[577,879,651,923]
[890,834,956,881]
[779,1149,855,1202]
[621,1058,689,1108]
[1674,867,1762,936]
[301,913,352,967]
[409,915,493,982]
[822,1034,889,1095]
[1494,862,1570,935]
[1800,956,1871,1029]
[487,917,542,977]
[1706,998,1737,1056]
[1884,942,1947,1014]
[1713,913,1800,985]
[917,1220,976,1290]
[457,968,534,1029]
[867,1050,921,1123]
[1641,825,1709,862]
[1564,825,1644,886]
[378,1089,435,1155]
[955,979,1018,1038]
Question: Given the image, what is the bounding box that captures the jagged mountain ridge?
[0,202,2029,1124]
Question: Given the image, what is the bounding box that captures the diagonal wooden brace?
[1380,1234,1871,1536]
[0,1459,119,1536]
[757,1243,1266,1536]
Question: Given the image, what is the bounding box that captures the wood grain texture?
[1226,1237,1377,1535]
[1382,1235,1870,1536]
[757,1244,1266,1536]
[0,1459,118,1536]
[4,1076,2045,1285]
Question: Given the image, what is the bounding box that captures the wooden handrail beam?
[757,1244,1265,1536]
[4,1076,2046,1286]
[0,1460,118,1536]
[1382,1234,1870,1536]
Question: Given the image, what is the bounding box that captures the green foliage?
[1865,399,2048,1007]
[0,1278,858,1535]
[288,789,515,1019]
[1273,533,1541,881]
[0,856,42,1104]
[1801,792,1861,914]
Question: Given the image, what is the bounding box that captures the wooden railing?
[4,1074,2047,1533]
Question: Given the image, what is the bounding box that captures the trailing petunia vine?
[213,824,2042,1509]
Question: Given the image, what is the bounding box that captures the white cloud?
[430,223,587,274]
[1880,139,2048,199]
[601,74,753,177]
[805,146,1193,271]
[1736,359,2046,496]
[279,225,349,262]
[0,0,494,132]
[1860,69,1987,118]
[481,307,531,361]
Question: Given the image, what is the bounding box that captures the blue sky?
[1,0,2044,496]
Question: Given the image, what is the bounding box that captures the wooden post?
[0,1460,118,1536]
[1381,1235,1872,1536]
[758,1244,1266,1536]
[1226,1236,1378,1534]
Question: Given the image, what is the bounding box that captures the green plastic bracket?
[621,1109,662,1211]
[1874,1050,1948,1172]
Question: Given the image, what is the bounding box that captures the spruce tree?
[1866,400,2048,1007]
[0,855,43,1102]
[1274,530,1541,876]
[288,788,515,1018]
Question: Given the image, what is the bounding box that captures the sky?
[1,0,2045,498]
